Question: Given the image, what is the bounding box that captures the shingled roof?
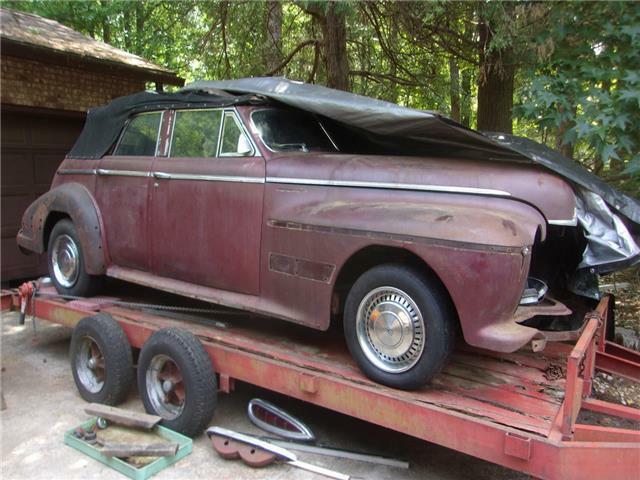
[0,8,183,86]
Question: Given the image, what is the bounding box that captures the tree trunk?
[135,3,145,55]
[265,1,282,73]
[555,104,575,159]
[123,8,132,50]
[449,57,460,122]
[460,68,472,127]
[476,18,514,133]
[386,18,399,103]
[100,1,111,44]
[323,2,349,91]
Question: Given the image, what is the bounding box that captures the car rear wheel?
[48,218,102,297]
[344,264,454,390]
[138,328,217,437]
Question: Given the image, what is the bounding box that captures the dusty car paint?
[17,103,591,353]
[17,181,105,274]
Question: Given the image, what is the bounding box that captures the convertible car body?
[17,78,640,389]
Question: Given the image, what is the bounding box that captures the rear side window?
[171,110,222,157]
[113,112,162,156]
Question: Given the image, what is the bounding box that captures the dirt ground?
[0,311,527,480]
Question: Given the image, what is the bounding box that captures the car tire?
[47,218,103,297]
[137,328,217,437]
[70,314,134,405]
[344,263,454,390]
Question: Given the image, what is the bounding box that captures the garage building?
[1,8,183,282]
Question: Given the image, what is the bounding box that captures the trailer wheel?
[138,328,217,437]
[344,264,454,390]
[70,314,134,405]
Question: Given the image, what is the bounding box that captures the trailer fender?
[16,182,107,274]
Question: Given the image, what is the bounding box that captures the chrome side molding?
[266,176,512,197]
[57,168,97,175]
[96,168,151,177]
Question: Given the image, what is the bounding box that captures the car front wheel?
[47,218,102,297]
[344,264,454,390]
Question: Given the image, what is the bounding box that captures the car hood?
[184,77,639,272]
[267,152,577,227]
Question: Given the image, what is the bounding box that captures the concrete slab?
[1,311,525,479]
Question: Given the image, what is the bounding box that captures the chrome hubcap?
[76,336,105,393]
[356,287,425,373]
[51,234,80,288]
[146,355,185,420]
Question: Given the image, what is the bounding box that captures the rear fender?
[17,183,106,274]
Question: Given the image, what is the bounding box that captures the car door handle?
[96,168,108,176]
[153,172,171,179]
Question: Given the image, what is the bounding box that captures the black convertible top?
[67,90,264,160]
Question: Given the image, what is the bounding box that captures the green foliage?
[4,1,638,194]
[515,1,640,190]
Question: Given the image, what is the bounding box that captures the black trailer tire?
[137,328,217,437]
[47,218,103,297]
[344,263,455,390]
[70,314,134,405]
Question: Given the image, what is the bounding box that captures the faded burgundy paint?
[266,151,575,225]
[18,104,579,353]
[17,181,105,274]
[95,156,153,271]
[149,154,264,294]
[261,183,542,347]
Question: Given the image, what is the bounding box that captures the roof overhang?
[1,37,184,87]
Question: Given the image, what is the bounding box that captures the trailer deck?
[3,282,639,480]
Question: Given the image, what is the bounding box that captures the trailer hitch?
[17,281,37,325]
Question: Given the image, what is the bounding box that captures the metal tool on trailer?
[2,281,639,480]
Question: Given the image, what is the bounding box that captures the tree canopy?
[5,0,639,197]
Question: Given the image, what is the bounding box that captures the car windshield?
[251,109,338,152]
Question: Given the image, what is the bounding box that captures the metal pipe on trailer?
[2,285,639,480]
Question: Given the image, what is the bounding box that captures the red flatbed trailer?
[3,283,639,480]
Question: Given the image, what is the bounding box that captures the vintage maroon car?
[17,78,640,389]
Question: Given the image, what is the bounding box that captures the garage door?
[1,109,84,283]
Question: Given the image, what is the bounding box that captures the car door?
[95,110,164,272]
[149,108,264,294]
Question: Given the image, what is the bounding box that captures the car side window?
[170,110,222,158]
[220,112,253,157]
[113,112,162,156]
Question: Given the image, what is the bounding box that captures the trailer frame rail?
[2,285,639,480]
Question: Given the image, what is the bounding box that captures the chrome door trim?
[265,177,512,197]
[153,172,264,184]
[96,168,151,177]
[57,168,98,175]
[59,168,264,183]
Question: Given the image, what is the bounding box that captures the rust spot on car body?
[503,219,517,236]
[269,253,335,283]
